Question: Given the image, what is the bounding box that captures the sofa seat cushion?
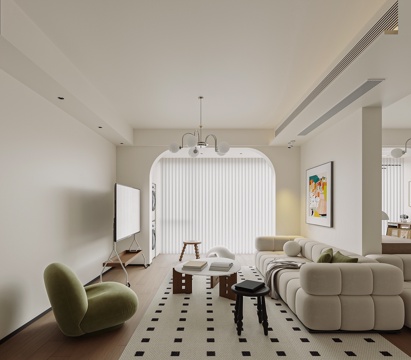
[401,282,411,327]
[255,251,309,276]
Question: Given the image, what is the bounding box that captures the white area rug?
[120,266,410,359]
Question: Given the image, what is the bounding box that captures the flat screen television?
[114,183,140,242]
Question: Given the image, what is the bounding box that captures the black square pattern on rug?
[345,351,357,356]
[120,266,408,360]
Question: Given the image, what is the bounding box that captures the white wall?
[300,107,382,255]
[116,142,301,262]
[0,70,116,340]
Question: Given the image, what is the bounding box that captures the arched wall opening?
[149,147,276,257]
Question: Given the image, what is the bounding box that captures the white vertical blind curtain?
[160,158,274,254]
[382,157,404,234]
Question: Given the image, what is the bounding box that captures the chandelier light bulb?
[169,143,180,153]
[186,134,197,148]
[218,141,230,154]
[391,148,405,158]
[188,147,199,158]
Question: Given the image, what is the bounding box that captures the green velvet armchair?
[44,262,138,337]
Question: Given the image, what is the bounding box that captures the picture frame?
[306,161,333,227]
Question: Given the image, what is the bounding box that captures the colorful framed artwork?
[306,161,333,227]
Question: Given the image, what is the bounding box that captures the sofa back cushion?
[300,263,403,296]
[294,237,376,263]
[367,254,411,281]
[255,236,299,251]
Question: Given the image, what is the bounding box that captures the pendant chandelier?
[169,96,230,158]
[391,137,411,158]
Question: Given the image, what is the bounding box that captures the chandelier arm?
[181,132,196,148]
[199,96,203,143]
[205,134,218,152]
[405,138,411,154]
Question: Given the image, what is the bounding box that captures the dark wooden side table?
[231,284,270,336]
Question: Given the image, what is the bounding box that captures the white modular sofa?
[255,236,405,331]
[367,254,411,328]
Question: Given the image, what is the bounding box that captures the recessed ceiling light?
[57,96,64,100]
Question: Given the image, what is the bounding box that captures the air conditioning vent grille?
[275,1,398,137]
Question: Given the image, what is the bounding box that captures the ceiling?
[2,0,410,146]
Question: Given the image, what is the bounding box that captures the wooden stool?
[179,241,201,261]
[231,283,270,335]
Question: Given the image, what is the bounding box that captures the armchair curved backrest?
[44,262,138,337]
[44,263,88,336]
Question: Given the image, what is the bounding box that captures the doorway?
[151,148,275,255]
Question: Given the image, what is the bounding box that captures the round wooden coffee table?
[173,257,241,300]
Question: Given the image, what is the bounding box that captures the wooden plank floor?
[1,254,410,359]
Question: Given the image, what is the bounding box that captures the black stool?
[231,284,270,335]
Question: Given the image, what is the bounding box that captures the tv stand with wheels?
[101,235,147,287]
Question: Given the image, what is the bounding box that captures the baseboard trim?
[0,267,114,344]
[0,307,52,345]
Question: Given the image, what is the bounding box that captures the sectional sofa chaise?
[367,253,411,328]
[255,236,405,331]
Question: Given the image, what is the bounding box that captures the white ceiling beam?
[0,0,133,145]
